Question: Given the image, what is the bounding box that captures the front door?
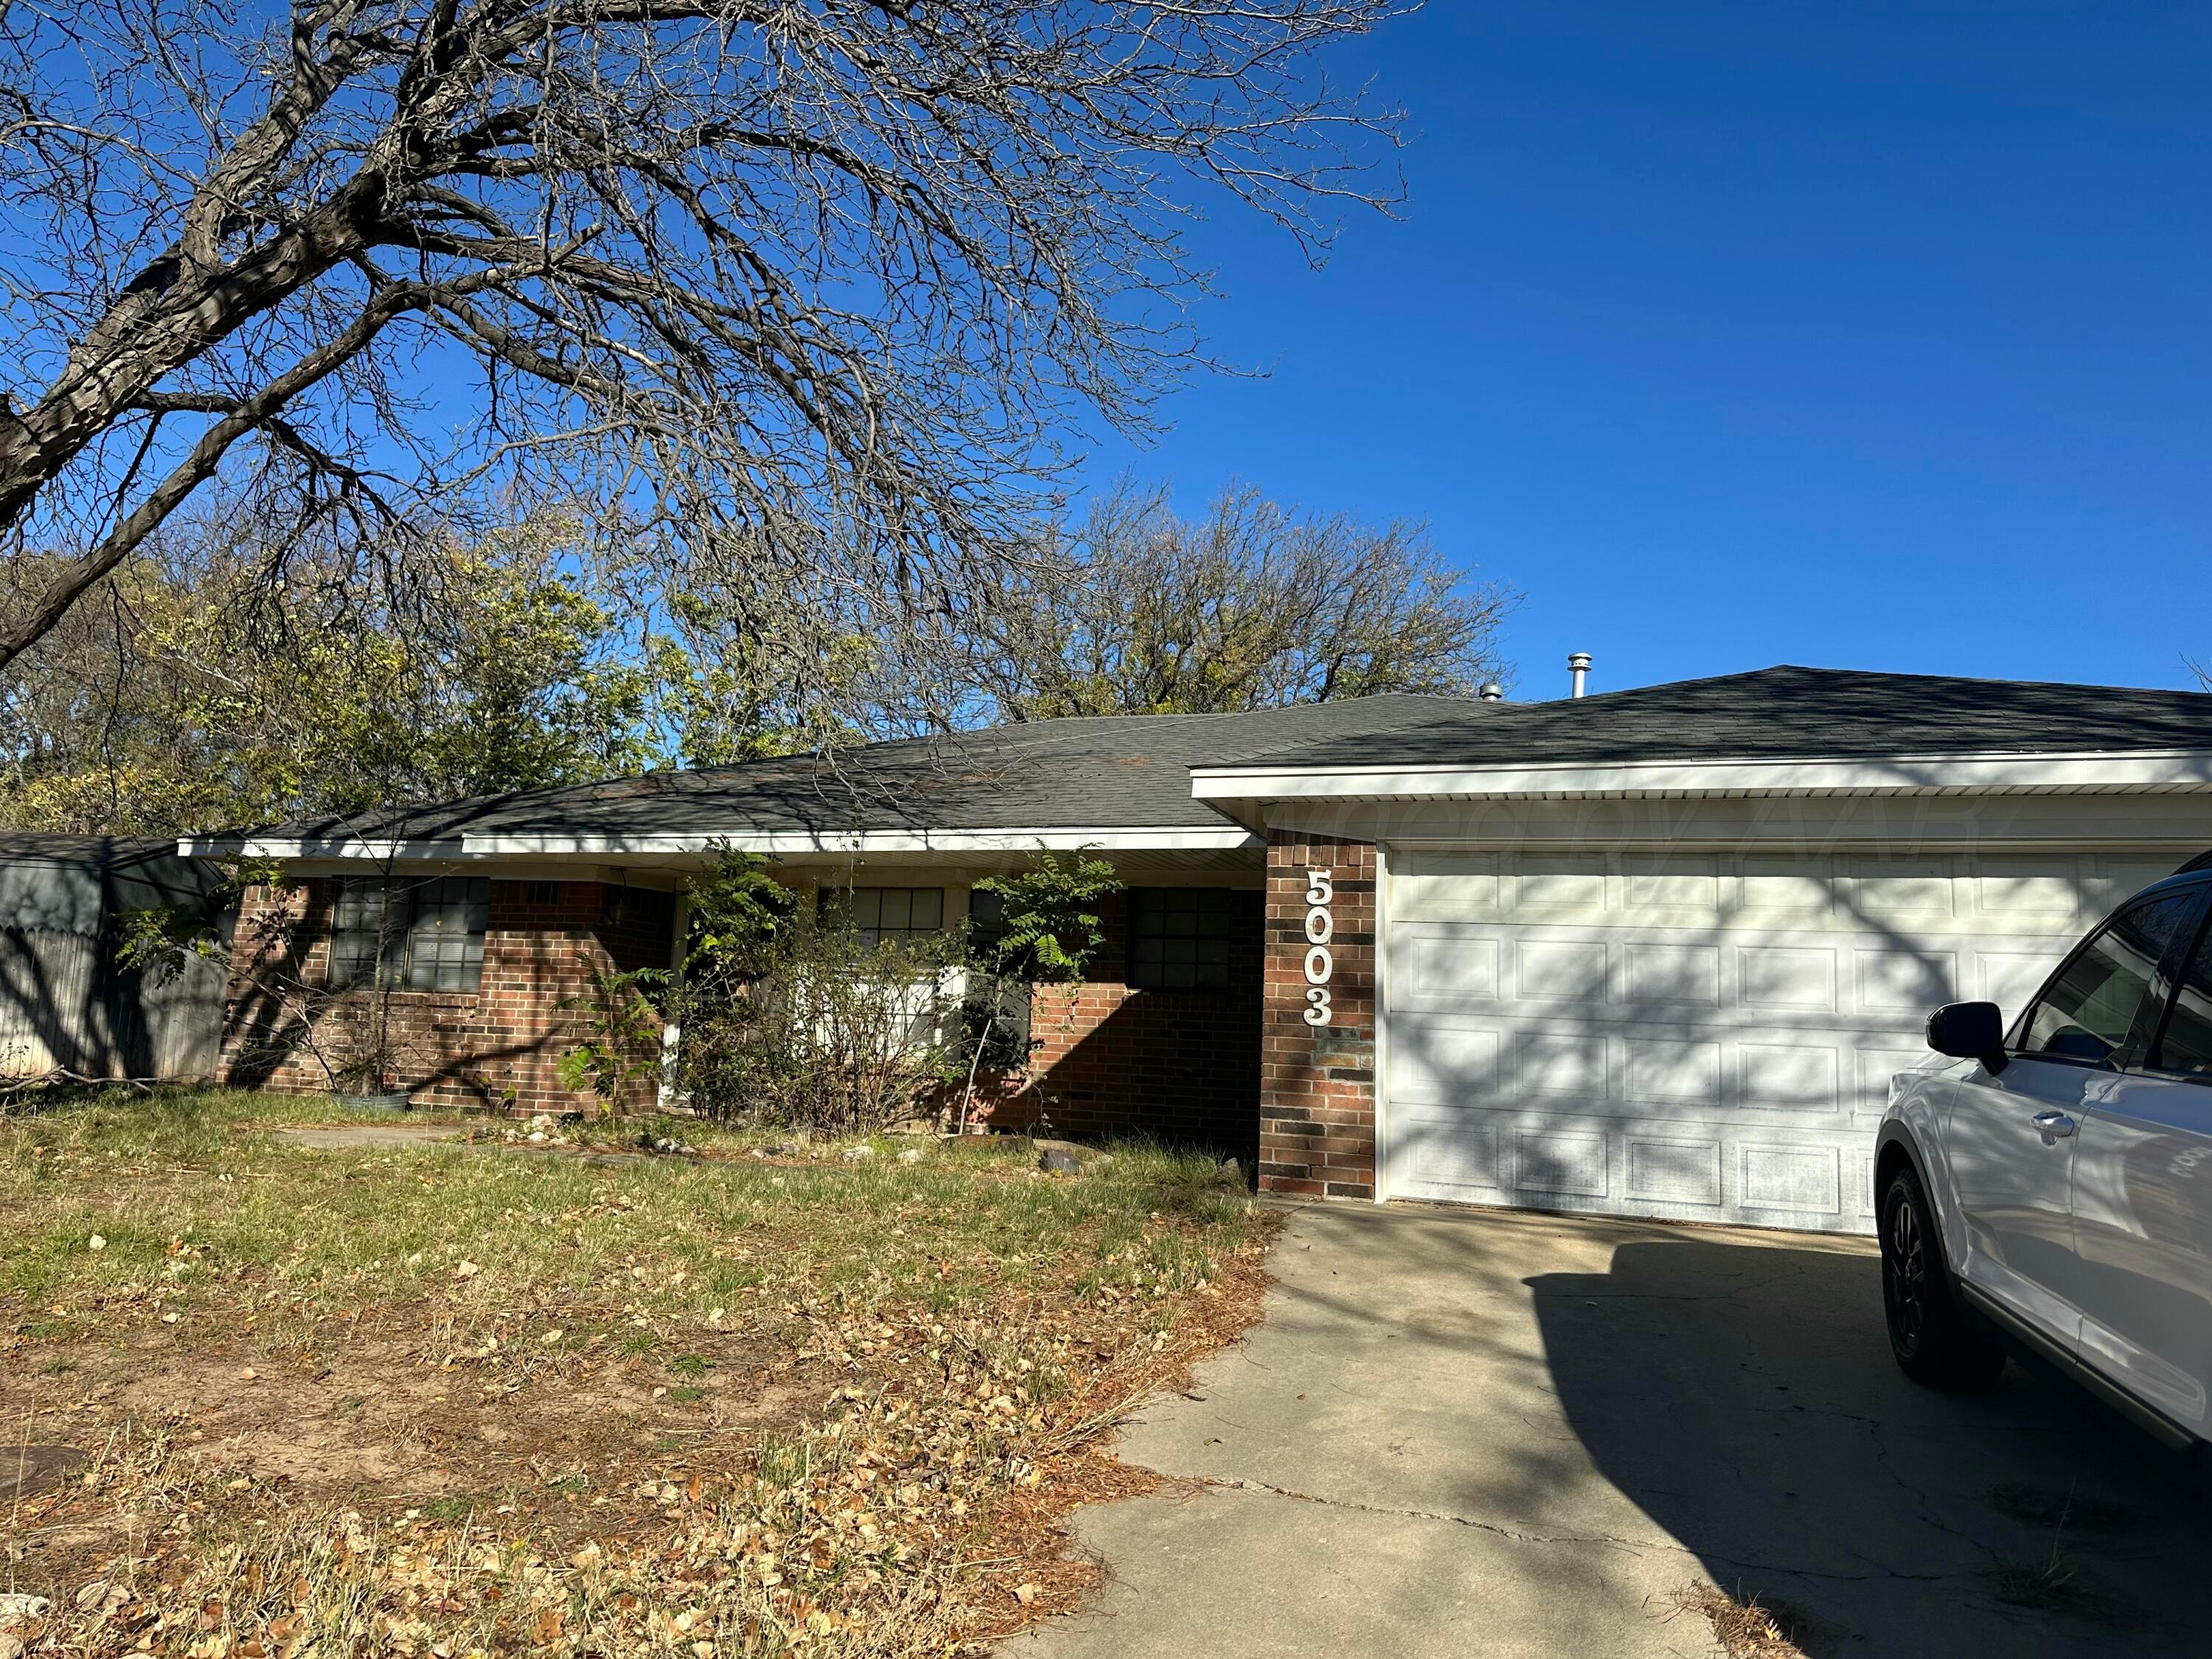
[1947,889,2198,1352]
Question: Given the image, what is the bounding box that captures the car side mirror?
[1927,1001,2008,1076]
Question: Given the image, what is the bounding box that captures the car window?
[2019,892,2197,1065]
[2152,912,2212,1077]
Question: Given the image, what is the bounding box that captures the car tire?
[1880,1162,2006,1391]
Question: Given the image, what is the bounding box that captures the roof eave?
[1189,748,2212,804]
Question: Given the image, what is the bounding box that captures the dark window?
[967,887,1006,959]
[328,877,490,992]
[2018,892,2195,1065]
[821,886,945,947]
[525,879,559,906]
[1129,887,1239,991]
[2150,902,2212,1077]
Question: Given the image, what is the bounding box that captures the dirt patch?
[1,1315,824,1596]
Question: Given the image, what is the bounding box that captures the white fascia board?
[176,836,468,860]
[462,827,1261,855]
[180,826,1259,860]
[1190,749,2212,803]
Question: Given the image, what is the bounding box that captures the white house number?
[1301,867,1334,1026]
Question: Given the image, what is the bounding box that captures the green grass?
[0,1086,1262,1349]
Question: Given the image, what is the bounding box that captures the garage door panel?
[1624,942,1720,1005]
[1515,1031,1604,1098]
[1626,1135,1723,1207]
[1740,1144,1843,1217]
[1400,1111,1502,1192]
[1514,939,1609,1002]
[1739,945,1837,1010]
[1388,1022,1501,1105]
[1623,1039,1721,1106]
[1853,947,1958,1012]
[1514,1127,1609,1198]
[1734,1040,1842,1115]
[1406,934,1499,999]
[1383,851,2118,1233]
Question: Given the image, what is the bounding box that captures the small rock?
[526,1131,548,1144]
[454,1260,480,1279]
[897,1148,924,1164]
[86,1234,105,1251]
[842,1144,875,1161]
[1217,1156,1244,1184]
[1012,1582,1041,1604]
[1034,1138,1110,1171]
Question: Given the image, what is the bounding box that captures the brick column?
[1261,832,1377,1200]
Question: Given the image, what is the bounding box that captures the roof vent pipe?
[1478,681,1504,702]
[1568,652,1592,699]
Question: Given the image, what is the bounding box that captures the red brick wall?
[1260,834,1378,1200]
[981,887,1262,1157]
[220,877,675,1114]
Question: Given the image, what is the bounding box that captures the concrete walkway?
[1007,1203,2212,1658]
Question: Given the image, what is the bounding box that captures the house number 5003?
[1301,868,1334,1026]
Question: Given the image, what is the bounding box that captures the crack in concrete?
[1186,1472,1675,1556]
[1186,1473,1969,1585]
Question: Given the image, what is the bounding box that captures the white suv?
[1877,867,2212,1450]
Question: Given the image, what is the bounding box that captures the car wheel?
[1881,1162,2006,1391]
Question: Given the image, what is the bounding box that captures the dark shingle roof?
[241,694,1490,843]
[209,668,2212,849]
[1200,667,2212,773]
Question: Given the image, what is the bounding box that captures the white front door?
[1382,848,2172,1234]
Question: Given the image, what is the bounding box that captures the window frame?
[2130,879,2212,1085]
[327,875,491,994]
[818,886,948,948]
[2007,884,2208,1074]
[1125,886,1243,993]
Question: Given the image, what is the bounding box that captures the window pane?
[969,888,1006,957]
[2023,894,2195,1064]
[2153,911,2212,1076]
[1128,888,1241,991]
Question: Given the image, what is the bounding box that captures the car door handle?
[2031,1110,2077,1138]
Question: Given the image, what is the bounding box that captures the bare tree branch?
[0,0,1416,717]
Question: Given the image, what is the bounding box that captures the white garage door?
[1382,849,2182,1233]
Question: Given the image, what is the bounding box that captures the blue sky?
[1085,1,2212,698]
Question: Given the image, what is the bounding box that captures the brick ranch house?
[184,666,2212,1234]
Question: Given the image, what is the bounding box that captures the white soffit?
[178,825,1262,860]
[1189,749,2212,804]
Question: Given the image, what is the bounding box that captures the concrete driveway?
[1006,1202,2212,1658]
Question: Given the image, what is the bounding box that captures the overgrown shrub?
[563,848,1124,1134]
[678,906,971,1133]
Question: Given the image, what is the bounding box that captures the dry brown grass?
[0,1089,1280,1656]
[1671,1582,1828,1659]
